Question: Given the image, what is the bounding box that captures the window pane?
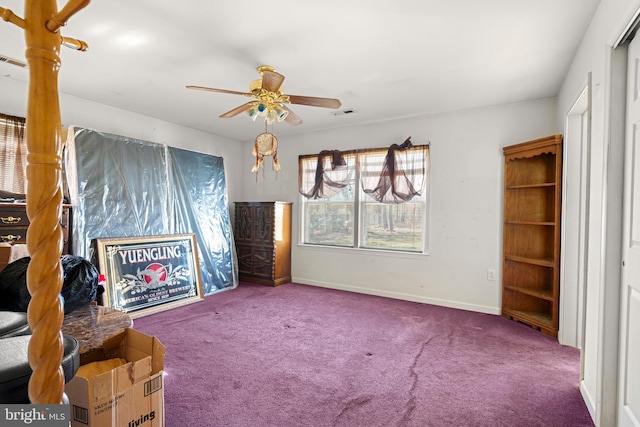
[305,200,354,246]
[301,154,356,246]
[361,201,423,251]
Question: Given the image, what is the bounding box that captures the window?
[299,141,429,253]
[0,113,27,194]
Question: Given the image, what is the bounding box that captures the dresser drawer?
[0,210,29,227]
[0,205,70,228]
[0,227,26,244]
[0,203,71,254]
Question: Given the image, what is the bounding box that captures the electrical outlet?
[487,268,496,281]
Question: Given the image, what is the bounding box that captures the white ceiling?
[0,0,600,142]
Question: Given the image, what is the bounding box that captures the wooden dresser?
[0,203,72,254]
[234,201,292,286]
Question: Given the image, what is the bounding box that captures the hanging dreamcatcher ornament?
[251,131,281,176]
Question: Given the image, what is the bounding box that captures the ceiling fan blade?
[220,102,256,118]
[261,70,285,93]
[281,105,303,126]
[186,85,253,97]
[287,94,342,109]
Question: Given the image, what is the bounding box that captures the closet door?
[619,32,640,427]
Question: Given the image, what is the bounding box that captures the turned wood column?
[1,0,90,404]
[24,0,67,404]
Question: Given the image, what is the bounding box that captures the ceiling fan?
[186,65,342,126]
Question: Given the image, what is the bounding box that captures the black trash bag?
[0,257,31,312]
[0,255,103,314]
[59,254,104,313]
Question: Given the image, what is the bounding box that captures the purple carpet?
[133,282,594,427]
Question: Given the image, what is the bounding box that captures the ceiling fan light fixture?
[247,106,259,121]
[273,104,288,122]
[256,103,269,116]
[265,109,278,124]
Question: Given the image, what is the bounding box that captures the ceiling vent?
[331,109,355,116]
[0,55,27,68]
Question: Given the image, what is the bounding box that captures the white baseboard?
[580,380,596,424]
[292,276,501,315]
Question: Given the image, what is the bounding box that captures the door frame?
[564,34,627,427]
[560,80,591,349]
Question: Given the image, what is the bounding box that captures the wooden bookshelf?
[502,135,562,338]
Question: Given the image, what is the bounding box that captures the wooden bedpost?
[0,0,90,404]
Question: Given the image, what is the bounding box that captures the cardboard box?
[0,243,29,271]
[66,328,165,427]
[0,244,11,272]
[9,244,29,262]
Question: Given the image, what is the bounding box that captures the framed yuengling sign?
[93,233,204,318]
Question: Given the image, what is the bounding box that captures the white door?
[619,33,640,427]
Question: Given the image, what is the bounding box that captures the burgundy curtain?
[299,138,428,203]
[299,150,355,199]
[360,137,428,204]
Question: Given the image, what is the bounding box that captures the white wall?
[556,0,640,425]
[0,76,245,205]
[240,98,558,314]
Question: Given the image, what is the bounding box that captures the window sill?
[296,243,430,260]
